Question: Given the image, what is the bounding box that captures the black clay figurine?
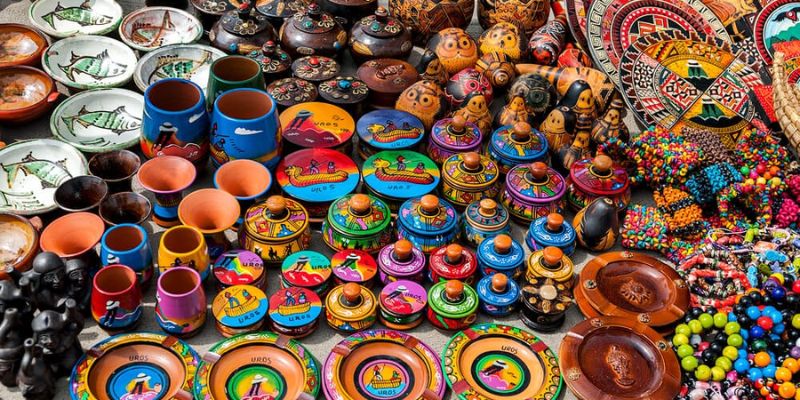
[32,298,84,378]
[17,338,54,400]
[21,252,68,311]
[0,308,25,387]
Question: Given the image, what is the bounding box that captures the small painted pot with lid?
[246,40,292,80]
[377,240,426,284]
[396,195,459,254]
[213,249,266,290]
[567,154,631,212]
[462,198,511,247]
[267,77,318,109]
[292,55,340,82]
[211,284,268,337]
[322,193,393,254]
[317,76,369,115]
[209,2,277,55]
[279,3,348,58]
[477,234,525,279]
[486,122,549,174]
[349,7,413,63]
[427,280,479,330]
[239,195,311,266]
[280,250,332,295]
[279,102,355,153]
[525,246,575,287]
[499,161,566,223]
[355,109,424,160]
[325,282,377,332]
[331,249,378,288]
[526,212,576,255]
[520,276,573,332]
[441,151,500,209]
[428,243,477,285]
[477,273,520,317]
[268,286,323,338]
[427,115,482,164]
[378,279,427,330]
[318,0,377,28]
[362,150,440,211]
[356,58,419,108]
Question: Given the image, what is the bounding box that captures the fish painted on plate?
[149,51,213,83]
[41,1,114,29]
[130,11,176,48]
[0,188,43,210]
[62,105,142,135]
[58,49,128,82]
[1,152,71,189]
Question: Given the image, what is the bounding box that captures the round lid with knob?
[220,1,274,36]
[428,279,478,318]
[527,213,576,248]
[477,234,524,272]
[358,6,406,38]
[267,77,318,107]
[430,116,482,151]
[441,152,499,190]
[377,240,426,277]
[249,40,292,74]
[393,239,413,261]
[362,150,440,200]
[527,246,574,283]
[504,162,566,203]
[397,195,458,236]
[477,273,520,308]
[569,155,629,196]
[292,55,340,82]
[293,2,339,33]
[489,123,548,162]
[244,195,309,242]
[318,75,369,104]
[521,276,573,314]
[326,193,391,238]
[325,282,376,322]
[428,243,477,280]
[464,198,510,232]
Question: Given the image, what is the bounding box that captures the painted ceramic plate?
[586,0,730,85]
[194,332,320,399]
[362,150,440,200]
[443,323,562,399]
[69,332,200,400]
[275,148,360,204]
[566,0,591,50]
[0,139,88,215]
[323,329,446,400]
[119,7,203,52]
[279,102,355,149]
[42,35,137,90]
[754,0,800,65]
[51,88,143,152]
[134,44,225,92]
[356,109,425,151]
[28,0,123,38]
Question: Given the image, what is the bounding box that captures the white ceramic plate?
[119,7,203,52]
[134,44,226,92]
[42,35,137,90]
[51,88,144,152]
[0,139,88,215]
[28,0,123,38]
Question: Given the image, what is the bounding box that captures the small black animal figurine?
[0,308,25,387]
[21,252,68,311]
[65,259,90,311]
[32,298,84,378]
[17,338,54,400]
[573,197,619,251]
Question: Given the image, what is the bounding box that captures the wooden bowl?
[0,24,48,67]
[0,66,58,123]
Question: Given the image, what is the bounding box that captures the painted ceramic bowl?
[0,24,48,68]
[0,213,40,279]
[42,35,137,90]
[134,44,226,92]
[28,0,123,38]
[98,191,153,226]
[0,66,58,124]
[69,332,199,400]
[323,330,446,399]
[0,139,88,215]
[119,7,203,52]
[193,332,320,399]
[51,88,143,152]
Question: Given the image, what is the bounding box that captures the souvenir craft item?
[178,188,240,259]
[209,2,277,55]
[193,332,320,399]
[240,196,312,266]
[0,213,40,279]
[279,102,354,153]
[526,213,576,255]
[428,243,477,284]
[279,3,347,58]
[281,250,332,295]
[559,316,681,400]
[141,79,209,165]
[441,152,500,209]
[212,284,268,337]
[134,44,225,92]
[356,58,420,108]
[323,330,446,398]
[322,194,393,254]
[69,332,199,400]
[520,276,573,331]
[0,66,58,124]
[349,7,413,63]
[377,240,426,284]
[355,109,425,160]
[475,52,516,89]
[513,64,616,112]
[331,249,378,288]
[257,0,311,25]
[477,0,549,34]
[28,0,123,38]
[416,49,449,85]
[462,199,511,247]
[0,24,48,68]
[268,286,322,337]
[137,156,196,227]
[362,151,440,210]
[0,309,26,387]
[567,155,630,212]
[477,234,525,279]
[378,280,427,329]
[157,225,211,279]
[427,280,478,330]
[267,77,318,109]
[754,0,800,65]
[325,283,377,332]
[444,323,563,399]
[388,0,473,43]
[90,264,141,332]
[445,68,493,107]
[213,159,273,228]
[574,197,621,251]
[426,28,479,75]
[499,162,566,223]
[292,55,340,82]
[98,192,152,226]
[100,224,153,286]
[317,76,369,112]
[39,213,101,267]
[246,41,292,81]
[119,7,202,52]
[558,43,592,68]
[478,22,526,62]
[207,55,266,103]
[592,97,629,146]
[26,302,79,396]
[508,74,557,127]
[25,252,91,313]
[565,0,589,49]
[395,80,448,130]
[528,15,568,67]
[526,246,574,286]
[486,122,549,174]
[155,266,207,337]
[211,88,281,168]
[556,114,591,170]
[477,273,519,317]
[190,0,238,29]
[319,0,377,27]
[213,249,265,291]
[88,150,140,194]
[0,139,87,215]
[397,195,459,253]
[428,116,482,164]
[774,51,800,156]
[42,35,136,90]
[53,175,107,213]
[453,93,493,136]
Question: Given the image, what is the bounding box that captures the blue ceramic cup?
[210,88,281,169]
[141,78,210,166]
[100,224,154,286]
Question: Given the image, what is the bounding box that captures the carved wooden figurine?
[556,115,592,170]
[540,106,576,152]
[591,97,629,147]
[495,94,529,127]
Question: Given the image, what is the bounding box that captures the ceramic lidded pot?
[331,249,378,288]
[356,58,419,108]
[317,75,369,114]
[211,284,268,337]
[377,239,426,284]
[520,276,573,331]
[396,195,459,254]
[388,0,474,44]
[477,273,520,317]
[319,0,377,27]
[427,280,478,330]
[462,199,511,247]
[292,55,340,82]
[280,250,332,295]
[240,195,312,266]
[212,249,266,290]
[211,88,281,169]
[355,109,425,160]
[362,150,441,211]
[0,24,48,68]
[427,115,482,164]
[0,213,40,279]
[279,102,355,153]
[155,266,206,337]
[526,212,576,255]
[486,122,549,174]
[209,2,277,55]
[499,162,566,223]
[477,234,525,279]
[325,282,377,332]
[349,7,412,63]
[428,243,477,284]
[268,286,323,337]
[256,0,312,26]
[0,66,58,124]
[279,3,347,58]
[267,77,318,109]
[157,225,211,279]
[567,154,631,213]
[246,40,292,81]
[378,279,427,329]
[441,152,500,209]
[322,194,393,254]
[525,246,574,287]
[100,224,154,286]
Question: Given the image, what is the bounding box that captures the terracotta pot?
[0,213,41,280]
[0,66,59,124]
[91,264,142,332]
[100,224,154,286]
[156,266,206,337]
[157,225,211,280]
[213,159,273,227]
[0,24,49,68]
[88,150,141,193]
[137,155,197,227]
[98,192,152,226]
[39,212,104,264]
[178,188,240,259]
[53,175,108,213]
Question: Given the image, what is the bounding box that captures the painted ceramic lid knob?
[547,213,564,232]
[445,279,464,301]
[374,6,388,20]
[592,154,613,175]
[512,122,531,141]
[494,234,512,255]
[343,282,362,305]
[491,273,507,293]
[349,194,371,215]
[266,195,287,216]
[449,115,467,134]
[530,162,549,181]
[393,240,413,261]
[420,194,440,215]
[478,198,497,217]
[543,246,563,269]
[462,152,482,171]
[446,244,463,264]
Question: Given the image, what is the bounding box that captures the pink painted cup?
[155,266,206,337]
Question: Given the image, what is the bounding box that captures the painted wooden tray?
[754,0,800,65]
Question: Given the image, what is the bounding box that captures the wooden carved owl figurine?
[540,106,576,152]
[478,22,527,62]
[556,115,591,170]
[453,93,493,135]
[395,80,449,130]
[495,94,529,127]
[573,197,619,251]
[591,97,629,146]
[475,52,517,89]
[478,0,550,36]
[558,79,597,120]
[427,28,479,75]
[417,49,450,86]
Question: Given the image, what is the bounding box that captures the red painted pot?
[91,264,142,332]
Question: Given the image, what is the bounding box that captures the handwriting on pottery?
[131,11,177,48]
[62,105,142,136]
[150,51,213,83]
[41,1,113,29]
[58,50,128,82]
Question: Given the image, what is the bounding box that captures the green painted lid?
[428,280,478,319]
[326,193,391,237]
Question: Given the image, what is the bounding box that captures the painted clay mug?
[155,266,207,337]
[157,225,211,281]
[100,224,154,286]
[210,88,281,168]
[206,55,266,107]
[137,155,197,227]
[91,264,142,332]
[141,78,210,165]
